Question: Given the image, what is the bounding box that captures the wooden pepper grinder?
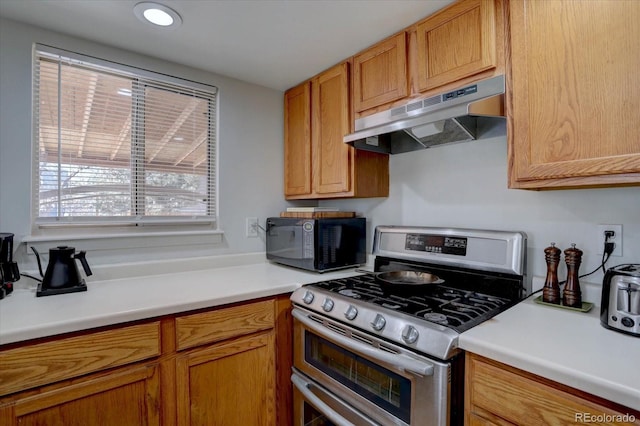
[542,243,561,304]
[563,243,583,308]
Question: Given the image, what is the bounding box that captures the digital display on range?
[405,234,467,256]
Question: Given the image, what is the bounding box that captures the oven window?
[305,332,411,423]
[303,402,336,426]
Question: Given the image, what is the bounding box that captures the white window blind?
[33,45,218,227]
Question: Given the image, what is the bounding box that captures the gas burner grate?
[310,276,511,331]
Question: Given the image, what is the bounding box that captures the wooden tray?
[279,211,356,218]
[533,295,594,313]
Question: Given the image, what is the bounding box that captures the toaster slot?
[616,281,640,315]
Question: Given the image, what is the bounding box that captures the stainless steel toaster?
[601,264,640,337]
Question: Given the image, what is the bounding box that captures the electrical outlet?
[246,217,259,238]
[597,224,622,257]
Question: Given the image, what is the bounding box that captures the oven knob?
[621,317,635,328]
[344,305,358,320]
[371,314,386,331]
[402,325,419,344]
[302,291,314,304]
[322,298,334,312]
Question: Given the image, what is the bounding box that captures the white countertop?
[0,254,361,345]
[459,290,640,412]
[4,256,638,412]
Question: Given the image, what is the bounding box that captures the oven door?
[292,307,450,426]
[292,370,379,426]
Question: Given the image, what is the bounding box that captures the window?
[33,45,218,228]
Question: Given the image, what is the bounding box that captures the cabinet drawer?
[467,355,638,426]
[0,322,160,396]
[175,299,275,351]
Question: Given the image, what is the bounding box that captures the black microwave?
[266,217,366,272]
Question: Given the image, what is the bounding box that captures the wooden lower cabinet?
[0,363,160,426]
[465,353,640,426]
[176,331,276,426]
[0,296,291,426]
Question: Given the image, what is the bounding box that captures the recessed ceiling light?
[134,2,182,28]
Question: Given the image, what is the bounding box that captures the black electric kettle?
[31,246,92,297]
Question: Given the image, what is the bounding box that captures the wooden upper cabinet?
[284,82,312,197]
[415,0,497,93]
[508,0,640,189]
[312,63,352,195]
[284,62,389,200]
[353,32,408,113]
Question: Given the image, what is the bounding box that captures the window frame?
[31,44,220,232]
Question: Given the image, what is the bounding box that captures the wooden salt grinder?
[542,243,561,304]
[563,243,583,308]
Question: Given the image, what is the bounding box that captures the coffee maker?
[0,233,20,299]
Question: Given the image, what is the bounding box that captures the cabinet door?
[353,32,408,113]
[509,0,640,188]
[415,0,497,92]
[0,364,160,426]
[312,62,352,195]
[466,353,640,426]
[284,82,312,196]
[175,331,276,426]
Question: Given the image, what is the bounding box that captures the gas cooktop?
[309,275,511,333]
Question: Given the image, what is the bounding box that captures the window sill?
[24,229,225,255]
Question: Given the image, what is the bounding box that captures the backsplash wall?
[323,136,640,288]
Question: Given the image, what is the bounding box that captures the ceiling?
[0,0,454,91]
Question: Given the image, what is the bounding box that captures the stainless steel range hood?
[344,75,506,154]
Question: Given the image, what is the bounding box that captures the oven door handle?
[292,373,362,426]
[292,309,434,376]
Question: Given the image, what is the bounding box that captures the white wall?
[2,18,638,286]
[324,136,640,287]
[0,18,287,267]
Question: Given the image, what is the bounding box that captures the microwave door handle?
[292,373,364,426]
[292,309,434,377]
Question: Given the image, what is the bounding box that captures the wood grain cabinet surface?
[415,0,498,93]
[0,321,161,396]
[174,299,278,426]
[465,353,640,426]
[284,82,312,197]
[0,364,161,426]
[0,296,292,426]
[284,63,389,200]
[176,331,275,426]
[353,32,408,113]
[175,299,274,350]
[508,0,640,189]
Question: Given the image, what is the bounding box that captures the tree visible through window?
[33,46,217,225]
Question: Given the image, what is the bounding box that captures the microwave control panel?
[405,234,467,256]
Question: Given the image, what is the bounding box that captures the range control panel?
[405,234,468,256]
[442,83,478,101]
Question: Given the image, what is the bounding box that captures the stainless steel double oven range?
[291,226,528,426]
